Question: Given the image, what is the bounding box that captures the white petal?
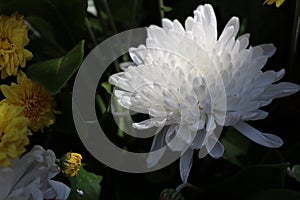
[6,187,29,200]
[218,17,239,53]
[173,20,185,33]
[255,71,276,87]
[185,17,194,31]
[147,25,167,44]
[129,46,146,65]
[198,146,209,159]
[227,94,241,109]
[206,115,216,132]
[259,43,276,58]
[260,82,300,99]
[167,125,191,151]
[48,180,71,200]
[147,130,167,168]
[237,33,250,50]
[223,17,240,38]
[148,105,168,118]
[0,168,16,199]
[166,124,176,138]
[225,112,242,126]
[191,130,206,149]
[252,56,268,70]
[242,109,268,121]
[208,140,224,158]
[162,18,173,29]
[179,148,194,183]
[132,118,166,129]
[275,69,285,82]
[218,26,234,47]
[119,61,135,71]
[234,121,283,148]
[163,89,179,110]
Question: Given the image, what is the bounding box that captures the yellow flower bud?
[61,152,82,177]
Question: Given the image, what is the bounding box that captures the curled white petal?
[180,148,194,183]
[146,130,167,168]
[233,121,283,148]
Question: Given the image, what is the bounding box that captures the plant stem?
[159,0,165,19]
[101,0,120,72]
[102,0,118,34]
[85,18,98,47]
[130,0,139,28]
[92,0,105,30]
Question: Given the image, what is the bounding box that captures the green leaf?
[292,165,300,182]
[160,5,173,12]
[221,127,262,167]
[260,149,284,164]
[205,163,289,199]
[101,81,112,95]
[25,15,66,57]
[222,128,284,167]
[87,17,103,32]
[244,189,300,200]
[68,166,103,200]
[26,40,84,94]
[95,93,107,115]
[221,128,250,166]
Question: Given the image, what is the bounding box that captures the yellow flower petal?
[264,0,285,7]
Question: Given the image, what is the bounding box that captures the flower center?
[0,38,14,55]
[22,96,42,120]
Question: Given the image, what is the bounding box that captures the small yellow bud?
[61,152,82,177]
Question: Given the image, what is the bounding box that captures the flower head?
[0,145,71,200]
[0,12,33,79]
[0,102,29,167]
[60,152,82,177]
[264,0,285,7]
[109,4,300,182]
[0,71,59,132]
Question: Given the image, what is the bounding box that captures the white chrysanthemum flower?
[0,145,71,200]
[109,4,300,182]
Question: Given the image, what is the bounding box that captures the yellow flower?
[0,12,33,79]
[61,152,82,177]
[0,102,29,167]
[0,71,59,132]
[264,0,285,7]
